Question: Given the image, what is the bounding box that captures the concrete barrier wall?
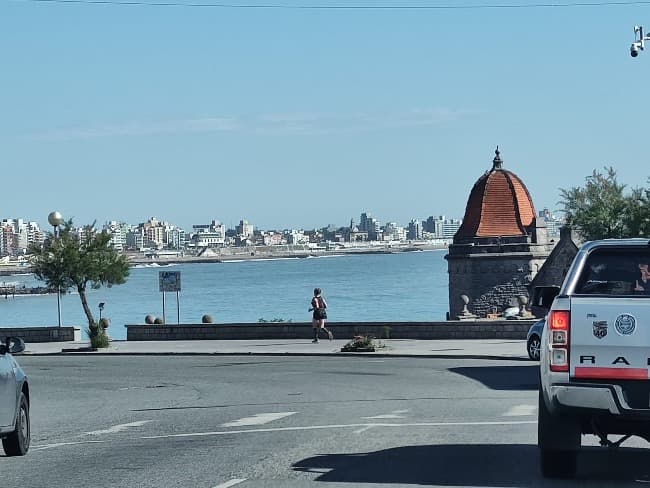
[0,327,81,343]
[125,320,537,341]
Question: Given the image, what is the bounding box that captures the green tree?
[623,185,650,237]
[29,220,130,344]
[559,167,630,240]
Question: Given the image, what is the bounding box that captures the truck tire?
[538,388,580,478]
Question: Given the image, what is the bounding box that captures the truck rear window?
[575,248,650,296]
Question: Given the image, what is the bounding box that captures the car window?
[575,248,650,296]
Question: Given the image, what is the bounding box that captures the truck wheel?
[2,393,30,456]
[538,389,579,478]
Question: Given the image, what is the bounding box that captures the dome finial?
[492,145,503,170]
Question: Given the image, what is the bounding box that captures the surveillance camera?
[631,43,640,57]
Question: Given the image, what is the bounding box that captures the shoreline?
[128,244,448,266]
[0,243,448,275]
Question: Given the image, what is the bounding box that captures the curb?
[21,350,532,361]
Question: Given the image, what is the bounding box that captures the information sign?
[159,271,181,292]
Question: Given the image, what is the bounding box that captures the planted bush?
[87,323,109,349]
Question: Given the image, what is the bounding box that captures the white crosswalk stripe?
[221,412,297,427]
[503,404,537,417]
[362,409,409,419]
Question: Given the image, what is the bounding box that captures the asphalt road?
[3,355,650,488]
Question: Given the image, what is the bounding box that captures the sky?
[2,0,650,232]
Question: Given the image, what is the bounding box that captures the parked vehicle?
[526,319,545,360]
[0,337,30,456]
[538,239,650,478]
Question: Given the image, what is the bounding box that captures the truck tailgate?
[570,296,650,380]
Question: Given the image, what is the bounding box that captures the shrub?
[341,335,376,352]
[153,317,164,325]
[383,325,391,339]
[202,314,214,323]
[145,315,155,325]
[86,323,109,349]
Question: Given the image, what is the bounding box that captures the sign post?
[159,271,181,324]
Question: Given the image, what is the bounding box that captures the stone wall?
[0,327,81,343]
[125,320,536,341]
[447,253,548,318]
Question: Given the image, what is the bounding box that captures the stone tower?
[445,148,554,319]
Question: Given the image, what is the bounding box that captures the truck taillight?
[549,310,570,372]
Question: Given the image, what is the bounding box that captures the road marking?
[32,420,537,452]
[142,420,537,440]
[221,412,297,427]
[363,409,409,419]
[503,404,537,417]
[32,440,108,451]
[353,425,374,434]
[85,420,153,436]
[212,479,247,488]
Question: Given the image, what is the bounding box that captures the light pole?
[48,211,64,328]
[631,26,650,57]
[98,302,105,322]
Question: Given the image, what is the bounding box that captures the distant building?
[262,231,284,246]
[407,219,422,240]
[190,220,226,247]
[285,229,308,244]
[383,222,406,241]
[359,212,382,241]
[236,219,254,239]
[538,208,564,238]
[103,221,131,252]
[0,219,44,256]
[423,215,462,239]
[441,218,462,239]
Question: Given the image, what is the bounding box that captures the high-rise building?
[236,219,254,238]
[407,219,422,240]
[538,208,563,238]
[103,221,131,252]
[359,212,381,241]
[0,219,44,256]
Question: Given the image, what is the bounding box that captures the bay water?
[0,250,449,340]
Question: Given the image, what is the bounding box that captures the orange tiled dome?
[455,147,536,240]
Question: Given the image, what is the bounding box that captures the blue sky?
[2,0,650,231]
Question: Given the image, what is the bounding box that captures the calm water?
[0,250,449,340]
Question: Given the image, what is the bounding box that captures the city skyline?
[2,210,467,236]
[4,2,649,230]
[1,208,564,258]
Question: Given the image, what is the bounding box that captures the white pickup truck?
[539,239,650,478]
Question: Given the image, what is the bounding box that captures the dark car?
[0,337,30,456]
[526,319,545,361]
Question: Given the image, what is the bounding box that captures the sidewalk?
[21,338,531,360]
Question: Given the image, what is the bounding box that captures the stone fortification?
[446,148,553,319]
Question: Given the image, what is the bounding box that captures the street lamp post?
[48,211,64,328]
[98,302,105,322]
